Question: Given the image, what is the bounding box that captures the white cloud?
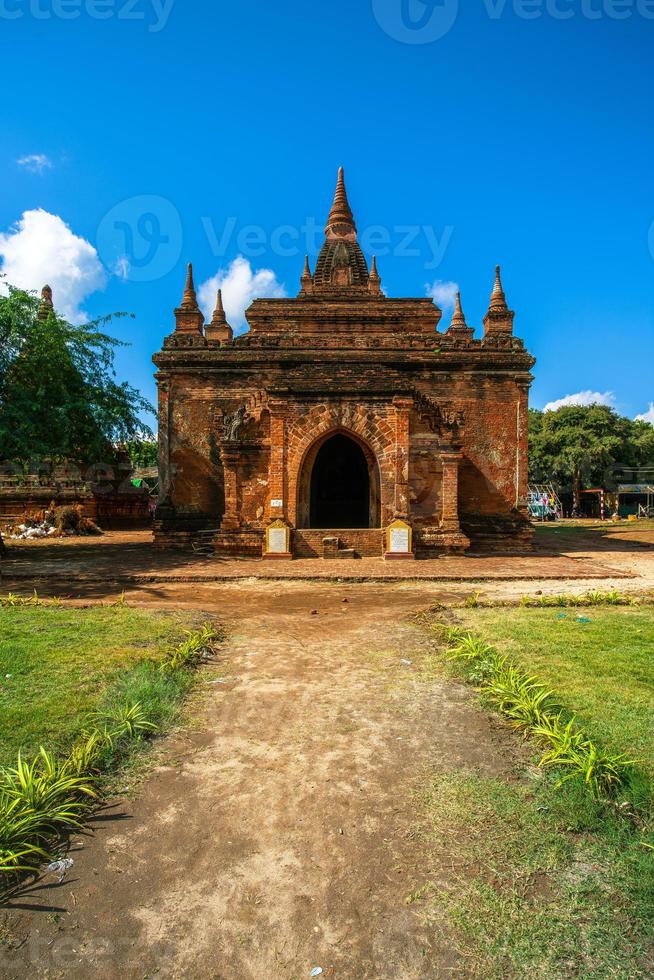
[635,403,654,426]
[17,153,53,175]
[543,390,616,412]
[425,279,459,310]
[198,256,286,333]
[0,209,106,323]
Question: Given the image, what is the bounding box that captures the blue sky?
[1,0,653,425]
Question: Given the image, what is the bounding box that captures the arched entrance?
[298,431,381,529]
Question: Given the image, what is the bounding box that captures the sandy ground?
[1,524,653,978]
[1,584,530,980]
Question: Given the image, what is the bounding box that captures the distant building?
[153,170,535,557]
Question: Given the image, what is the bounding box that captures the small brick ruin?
[153,169,535,558]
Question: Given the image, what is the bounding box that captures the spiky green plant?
[483,668,557,731]
[160,623,220,672]
[92,701,158,740]
[448,633,495,663]
[0,748,96,827]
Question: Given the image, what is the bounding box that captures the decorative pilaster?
[441,448,463,531]
[220,446,241,530]
[392,397,413,519]
[515,381,531,512]
[267,402,288,522]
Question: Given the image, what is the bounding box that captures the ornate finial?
[450,291,467,328]
[37,284,54,320]
[211,288,226,324]
[181,262,199,309]
[368,255,382,295]
[325,166,356,239]
[483,265,515,336]
[174,261,204,334]
[206,286,233,343]
[489,264,507,311]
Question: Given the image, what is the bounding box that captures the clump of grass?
[438,625,639,801]
[0,591,62,608]
[159,622,221,672]
[0,623,221,883]
[519,589,644,608]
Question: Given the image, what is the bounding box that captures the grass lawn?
[0,605,196,767]
[458,606,654,773]
[417,606,654,978]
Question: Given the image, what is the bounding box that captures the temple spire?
[325,166,356,240]
[206,287,233,343]
[450,291,467,328]
[181,262,199,309]
[483,265,515,336]
[300,254,313,293]
[489,265,507,311]
[174,261,204,334]
[446,290,474,338]
[37,284,54,321]
[212,288,226,322]
[368,255,382,296]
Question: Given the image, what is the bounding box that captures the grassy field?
[418,605,654,978]
[0,605,196,767]
[459,606,654,773]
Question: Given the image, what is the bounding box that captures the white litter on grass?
[400,659,413,666]
[45,858,74,882]
[310,969,323,978]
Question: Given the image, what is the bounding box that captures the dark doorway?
[309,434,371,528]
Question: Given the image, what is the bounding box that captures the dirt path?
[1,584,522,979]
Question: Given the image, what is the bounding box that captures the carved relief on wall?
[413,391,465,444]
[222,406,247,442]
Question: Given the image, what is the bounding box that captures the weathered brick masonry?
[153,170,535,558]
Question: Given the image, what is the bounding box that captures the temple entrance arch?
[297,429,381,529]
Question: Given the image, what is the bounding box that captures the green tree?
[528,404,654,513]
[124,438,158,469]
[0,283,154,466]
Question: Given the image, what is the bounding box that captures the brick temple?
[153,169,535,558]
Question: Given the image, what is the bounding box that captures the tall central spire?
[325,166,357,241]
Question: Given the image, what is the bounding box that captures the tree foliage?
[529,405,654,510]
[0,283,154,465]
[124,438,158,469]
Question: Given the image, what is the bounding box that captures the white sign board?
[270,499,283,508]
[389,527,410,554]
[267,527,288,554]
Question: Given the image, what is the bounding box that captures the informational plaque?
[390,526,410,553]
[270,499,283,509]
[385,519,414,560]
[268,528,288,554]
[265,520,291,558]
